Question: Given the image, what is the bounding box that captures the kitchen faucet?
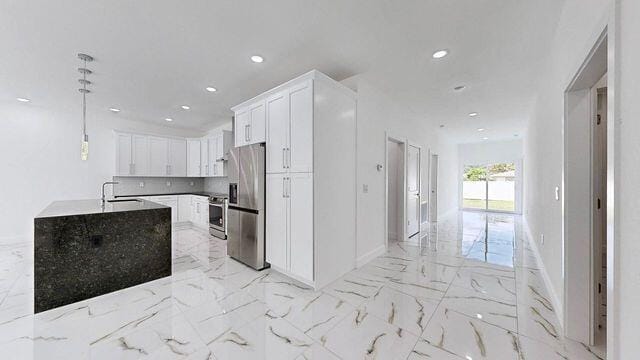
[101,181,119,206]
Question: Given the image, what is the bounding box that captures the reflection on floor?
[0,212,604,359]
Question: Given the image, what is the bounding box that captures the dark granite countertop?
[35,199,169,218]
[114,192,228,199]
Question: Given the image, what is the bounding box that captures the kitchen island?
[34,199,171,313]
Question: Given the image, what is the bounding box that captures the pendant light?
[78,53,94,160]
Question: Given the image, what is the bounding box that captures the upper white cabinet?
[116,133,149,176]
[200,138,209,176]
[234,100,266,147]
[187,139,201,176]
[115,132,189,177]
[235,70,357,289]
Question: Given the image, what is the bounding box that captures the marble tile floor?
[0,213,606,359]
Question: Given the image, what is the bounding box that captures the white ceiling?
[0,0,561,142]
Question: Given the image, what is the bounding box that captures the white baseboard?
[523,218,564,330]
[356,244,386,268]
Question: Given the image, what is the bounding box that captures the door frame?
[562,27,613,347]
[428,152,438,222]
[406,141,422,239]
[384,132,410,249]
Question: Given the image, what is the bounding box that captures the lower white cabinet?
[266,172,313,284]
[178,195,191,222]
[191,196,209,229]
[132,194,208,228]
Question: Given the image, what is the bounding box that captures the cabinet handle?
[283,177,286,198]
[282,148,286,169]
[205,164,208,176]
[287,177,291,198]
[245,125,250,142]
[131,163,135,175]
[287,148,291,169]
[166,165,170,175]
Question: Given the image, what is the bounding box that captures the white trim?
[356,244,386,268]
[523,218,564,331]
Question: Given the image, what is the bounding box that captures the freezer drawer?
[227,206,267,270]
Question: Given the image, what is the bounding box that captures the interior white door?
[187,139,201,176]
[116,133,132,175]
[235,108,249,147]
[429,154,438,222]
[149,136,169,176]
[169,138,187,176]
[289,172,314,282]
[289,80,313,173]
[266,91,289,174]
[249,101,266,143]
[132,135,149,175]
[406,144,420,237]
[266,173,288,270]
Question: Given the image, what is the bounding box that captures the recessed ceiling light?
[439,124,445,128]
[453,85,466,91]
[432,49,448,59]
[16,97,30,102]
[250,55,264,63]
[205,87,217,92]
[165,118,173,122]
[469,112,478,117]
[482,137,489,140]
[109,107,121,113]
[476,314,483,319]
[514,134,519,137]
[181,105,190,110]
[477,128,485,132]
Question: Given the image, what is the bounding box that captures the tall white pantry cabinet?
[232,70,357,289]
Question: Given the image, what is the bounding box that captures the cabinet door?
[200,138,209,176]
[149,136,169,176]
[116,133,132,175]
[132,135,149,175]
[178,196,190,222]
[266,173,288,270]
[289,80,313,173]
[266,91,289,174]
[234,108,249,147]
[249,100,266,143]
[187,139,201,176]
[169,138,187,176]
[289,172,313,282]
[208,137,217,174]
[199,200,209,228]
[215,134,224,160]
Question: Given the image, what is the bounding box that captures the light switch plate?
[555,186,560,201]
[139,182,144,188]
[166,181,171,187]
[363,184,369,193]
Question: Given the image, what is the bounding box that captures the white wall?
[522,0,612,330]
[0,102,200,243]
[343,76,457,263]
[617,0,640,356]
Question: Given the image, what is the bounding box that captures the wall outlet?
[190,181,194,186]
[166,181,171,187]
[540,234,545,245]
[139,182,144,188]
[362,184,369,193]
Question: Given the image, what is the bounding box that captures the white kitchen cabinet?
[234,101,265,147]
[235,70,357,289]
[191,195,209,229]
[115,132,149,176]
[168,138,187,176]
[142,195,178,223]
[200,138,209,176]
[148,136,169,176]
[288,173,314,282]
[187,139,201,177]
[265,81,313,174]
[116,133,133,175]
[234,108,249,147]
[288,81,313,173]
[266,91,289,174]
[178,195,191,222]
[266,173,288,270]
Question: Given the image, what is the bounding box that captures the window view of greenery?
[463,163,516,211]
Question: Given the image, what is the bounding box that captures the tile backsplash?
[204,177,229,194]
[112,177,204,196]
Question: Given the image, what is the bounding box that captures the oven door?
[209,202,225,231]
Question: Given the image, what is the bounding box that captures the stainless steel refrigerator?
[227,143,268,270]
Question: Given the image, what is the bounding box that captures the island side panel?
[34,208,171,313]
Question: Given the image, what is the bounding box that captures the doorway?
[428,153,438,222]
[386,138,405,244]
[406,144,421,238]
[461,162,518,213]
[563,30,608,353]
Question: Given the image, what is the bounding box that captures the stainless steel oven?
[209,196,227,239]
